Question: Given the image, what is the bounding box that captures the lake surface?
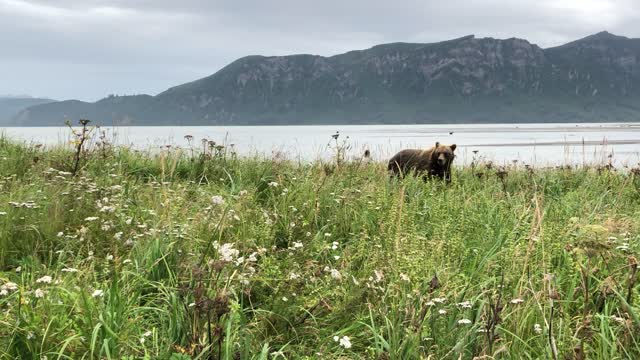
[2,123,640,167]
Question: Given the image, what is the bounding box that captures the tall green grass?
[0,134,639,359]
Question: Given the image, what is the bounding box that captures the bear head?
[432,142,457,167]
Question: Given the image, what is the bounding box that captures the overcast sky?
[1,0,639,101]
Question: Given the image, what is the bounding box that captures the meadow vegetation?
[1,124,640,359]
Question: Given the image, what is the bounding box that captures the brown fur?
[388,142,457,183]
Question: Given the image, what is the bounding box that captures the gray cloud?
[1,0,639,101]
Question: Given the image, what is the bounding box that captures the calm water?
[2,123,640,166]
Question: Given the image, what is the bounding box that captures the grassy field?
[1,129,640,360]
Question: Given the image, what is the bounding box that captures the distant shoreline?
[1,121,640,129]
[461,139,640,147]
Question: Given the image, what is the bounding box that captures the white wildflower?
[534,323,543,334]
[125,218,133,225]
[114,232,123,240]
[34,289,45,298]
[324,233,332,237]
[340,336,352,349]
[371,270,384,283]
[92,289,104,298]
[458,319,472,325]
[15,266,21,273]
[432,297,446,304]
[438,309,447,315]
[510,298,525,304]
[611,315,626,325]
[334,336,351,349]
[84,217,99,222]
[211,195,225,205]
[238,190,248,196]
[331,241,339,250]
[3,282,18,291]
[36,275,52,284]
[616,244,630,251]
[268,181,279,187]
[330,269,342,281]
[457,301,472,308]
[218,243,239,262]
[289,272,300,280]
[57,232,64,237]
[282,297,288,302]
[400,273,410,282]
[61,268,79,273]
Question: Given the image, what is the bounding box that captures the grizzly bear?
[388,142,457,183]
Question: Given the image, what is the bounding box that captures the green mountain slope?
[13,32,640,126]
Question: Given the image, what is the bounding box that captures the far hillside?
[0,97,56,125]
[12,31,640,126]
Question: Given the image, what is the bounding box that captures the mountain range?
[8,31,640,126]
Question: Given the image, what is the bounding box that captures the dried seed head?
[213,291,231,318]
[429,274,440,293]
[208,260,228,273]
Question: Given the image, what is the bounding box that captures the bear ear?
[435,141,440,148]
[450,144,457,152]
